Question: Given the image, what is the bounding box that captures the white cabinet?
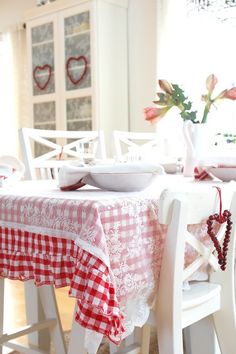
[24,0,129,156]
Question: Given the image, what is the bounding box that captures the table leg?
[183,316,221,354]
[68,302,103,354]
[68,303,86,354]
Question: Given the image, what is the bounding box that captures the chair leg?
[183,317,221,354]
[38,285,66,354]
[110,325,151,354]
[213,307,236,354]
[24,281,51,350]
[212,269,236,354]
[156,315,184,354]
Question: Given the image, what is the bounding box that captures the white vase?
[183,121,209,177]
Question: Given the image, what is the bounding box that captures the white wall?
[128,0,157,133]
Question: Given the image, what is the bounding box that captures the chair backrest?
[157,186,236,328]
[158,186,236,287]
[19,128,106,180]
[149,186,236,354]
[113,130,160,162]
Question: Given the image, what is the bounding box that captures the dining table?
[0,174,235,353]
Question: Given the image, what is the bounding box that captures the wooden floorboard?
[4,279,75,332]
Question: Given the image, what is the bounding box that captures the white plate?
[89,172,158,192]
[207,167,236,182]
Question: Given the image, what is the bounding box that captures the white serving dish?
[207,167,236,182]
[89,172,158,192]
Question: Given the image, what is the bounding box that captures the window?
[185,0,236,135]
[155,0,236,158]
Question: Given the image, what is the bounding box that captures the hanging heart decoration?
[33,64,52,90]
[66,55,88,85]
[206,187,232,271]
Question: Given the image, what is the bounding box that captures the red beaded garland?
[66,55,88,85]
[206,209,232,271]
[33,64,52,90]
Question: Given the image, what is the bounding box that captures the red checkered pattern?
[0,227,124,343]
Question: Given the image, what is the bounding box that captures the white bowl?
[207,167,236,182]
[89,172,158,192]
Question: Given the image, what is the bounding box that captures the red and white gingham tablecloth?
[0,180,167,345]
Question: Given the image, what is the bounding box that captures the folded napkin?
[194,166,213,181]
[0,155,25,187]
[58,162,165,192]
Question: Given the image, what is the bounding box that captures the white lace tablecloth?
[0,177,234,351]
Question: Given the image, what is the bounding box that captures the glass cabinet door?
[64,11,91,91]
[31,22,55,96]
[63,8,93,131]
[30,20,57,132]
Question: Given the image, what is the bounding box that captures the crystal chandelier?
[187,0,236,25]
[187,0,236,10]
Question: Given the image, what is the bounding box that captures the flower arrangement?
[144,74,236,125]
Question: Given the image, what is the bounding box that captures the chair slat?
[19,128,107,180]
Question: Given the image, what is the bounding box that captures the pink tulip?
[213,89,227,100]
[144,107,168,124]
[144,74,236,125]
[206,74,218,93]
[158,80,173,94]
[224,87,236,100]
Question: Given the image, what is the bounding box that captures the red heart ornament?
[66,55,88,85]
[33,64,52,90]
[206,209,232,270]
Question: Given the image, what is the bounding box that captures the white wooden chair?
[113,130,160,162]
[1,129,70,354]
[9,128,106,354]
[139,187,236,354]
[17,127,107,354]
[19,128,107,180]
